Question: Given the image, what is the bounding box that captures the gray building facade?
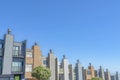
[48,49,59,80]
[115,72,119,80]
[75,60,83,80]
[99,66,105,80]
[0,29,26,80]
[111,75,116,80]
[104,69,111,80]
[69,64,74,80]
[63,55,69,80]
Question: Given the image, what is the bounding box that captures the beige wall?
[32,45,42,68]
[26,57,33,64]
[84,69,92,80]
[25,44,42,79]
[88,66,95,78]
[84,65,95,80]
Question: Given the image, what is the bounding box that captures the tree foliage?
[32,66,51,80]
[92,77,103,80]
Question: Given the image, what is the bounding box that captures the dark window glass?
[0,60,2,74]
[87,70,91,75]
[43,60,46,65]
[0,44,2,56]
[12,62,22,72]
[13,46,19,56]
[0,44,2,48]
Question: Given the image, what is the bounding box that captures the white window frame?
[26,52,33,57]
[25,64,32,72]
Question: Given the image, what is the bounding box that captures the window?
[43,60,46,65]
[87,70,91,75]
[0,44,2,56]
[0,44,2,48]
[12,62,22,72]
[13,46,19,50]
[26,64,32,72]
[13,46,20,56]
[26,52,32,57]
[0,60,2,74]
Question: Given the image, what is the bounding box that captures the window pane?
[26,52,32,57]
[0,60,2,74]
[13,46,20,56]
[0,44,2,56]
[87,70,91,75]
[43,60,46,65]
[25,64,32,72]
[13,46,19,50]
[12,62,22,72]
[15,46,19,50]
[0,44,2,48]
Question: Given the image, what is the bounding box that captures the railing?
[12,50,24,58]
[12,66,22,71]
[11,66,23,74]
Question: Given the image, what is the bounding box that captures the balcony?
[12,50,24,58]
[11,66,23,74]
[0,48,3,56]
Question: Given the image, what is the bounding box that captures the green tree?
[32,66,51,80]
[92,77,103,80]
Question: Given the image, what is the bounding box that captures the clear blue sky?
[0,0,120,73]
